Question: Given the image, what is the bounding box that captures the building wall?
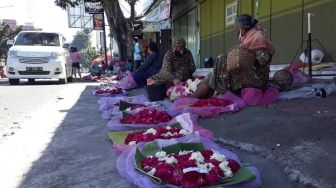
[199,0,336,66]
[172,0,200,67]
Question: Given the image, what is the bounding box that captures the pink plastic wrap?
[241,85,279,106]
[116,135,262,188]
[111,113,214,153]
[108,71,138,90]
[169,92,246,117]
[288,64,312,87]
[107,112,206,132]
[92,89,127,97]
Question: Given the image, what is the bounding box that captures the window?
[15,33,60,46]
[226,1,238,27]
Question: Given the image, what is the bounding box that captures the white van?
[6,31,72,85]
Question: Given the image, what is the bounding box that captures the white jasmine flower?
[219,161,232,177]
[197,163,215,173]
[179,150,192,155]
[189,151,204,163]
[210,151,227,162]
[187,79,201,92]
[148,168,156,176]
[155,151,167,158]
[170,89,180,99]
[223,168,233,177]
[179,129,191,136]
[161,131,174,138]
[159,156,178,164]
[128,141,137,146]
[166,126,172,130]
[144,128,157,135]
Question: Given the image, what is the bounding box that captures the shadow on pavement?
[19,85,134,188]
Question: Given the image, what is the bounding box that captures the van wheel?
[59,78,67,84]
[28,78,35,83]
[9,79,20,85]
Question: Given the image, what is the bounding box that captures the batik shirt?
[152,49,196,84]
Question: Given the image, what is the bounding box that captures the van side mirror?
[63,43,70,49]
[7,39,14,47]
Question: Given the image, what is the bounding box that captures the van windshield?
[15,33,60,46]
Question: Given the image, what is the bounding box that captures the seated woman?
[90,63,105,76]
[148,37,196,86]
[132,42,163,87]
[194,14,275,98]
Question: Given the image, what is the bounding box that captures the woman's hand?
[147,78,155,85]
[173,79,180,85]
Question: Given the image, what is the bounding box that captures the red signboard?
[93,14,103,30]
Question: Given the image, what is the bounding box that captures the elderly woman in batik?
[194,14,275,98]
[148,37,196,86]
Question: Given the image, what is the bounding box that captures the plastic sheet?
[279,83,336,99]
[107,71,138,90]
[241,85,279,106]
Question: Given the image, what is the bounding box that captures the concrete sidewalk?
[129,88,336,188]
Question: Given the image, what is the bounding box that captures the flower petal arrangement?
[120,109,172,124]
[130,141,258,188]
[167,78,202,100]
[124,125,192,146]
[94,86,123,96]
[191,97,233,107]
[140,149,240,187]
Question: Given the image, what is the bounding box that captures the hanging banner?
[84,0,104,14]
[93,14,103,30]
[142,19,171,32]
[143,0,171,22]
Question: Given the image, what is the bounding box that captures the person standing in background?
[133,37,142,71]
[70,46,81,79]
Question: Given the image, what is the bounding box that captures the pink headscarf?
[240,28,275,55]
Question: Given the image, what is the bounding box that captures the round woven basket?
[273,70,293,91]
[226,47,256,71]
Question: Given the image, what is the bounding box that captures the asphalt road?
[0,80,133,188]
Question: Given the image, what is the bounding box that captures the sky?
[0,0,145,42]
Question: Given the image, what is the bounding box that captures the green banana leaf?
[119,100,134,111]
[107,123,182,145]
[134,142,256,187]
[107,131,131,145]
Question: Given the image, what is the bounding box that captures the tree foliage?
[0,24,22,61]
[79,44,100,70]
[71,29,91,52]
[55,0,139,61]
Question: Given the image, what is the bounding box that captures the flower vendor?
[132,42,163,87]
[148,37,196,86]
[194,14,275,98]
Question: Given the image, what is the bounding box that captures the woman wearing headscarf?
[132,42,163,87]
[148,37,196,86]
[194,14,275,98]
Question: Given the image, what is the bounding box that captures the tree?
[80,44,100,70]
[71,29,91,52]
[55,0,139,61]
[0,24,22,61]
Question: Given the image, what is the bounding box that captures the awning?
[91,51,113,64]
